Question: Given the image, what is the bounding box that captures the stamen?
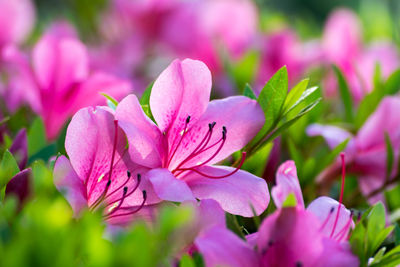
[105,190,147,219]
[173,127,227,174]
[319,207,335,232]
[171,121,217,171]
[330,152,346,238]
[104,186,128,217]
[177,152,246,179]
[105,170,131,199]
[333,210,354,242]
[167,115,191,168]
[89,179,112,211]
[106,174,142,208]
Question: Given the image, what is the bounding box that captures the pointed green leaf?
[140,82,154,105]
[0,150,20,189]
[243,83,257,100]
[333,65,354,122]
[27,118,47,157]
[282,193,297,207]
[385,133,394,180]
[385,69,400,95]
[100,92,118,109]
[254,66,289,142]
[283,78,309,112]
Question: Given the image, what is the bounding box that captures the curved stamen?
[333,211,354,242]
[105,190,147,220]
[173,124,223,172]
[89,179,111,211]
[330,152,346,238]
[104,186,128,217]
[105,171,131,199]
[319,207,335,232]
[167,116,191,168]
[177,152,246,179]
[106,174,142,208]
[173,127,227,174]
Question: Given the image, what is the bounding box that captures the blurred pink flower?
[115,58,269,217]
[161,0,258,74]
[180,199,258,267]
[322,8,400,102]
[307,96,400,203]
[53,106,160,225]
[100,0,257,76]
[2,24,131,140]
[255,160,358,267]
[0,0,35,48]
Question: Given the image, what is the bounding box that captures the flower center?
[166,115,246,179]
[87,119,146,219]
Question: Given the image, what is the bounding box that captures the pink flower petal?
[32,33,88,92]
[195,225,257,267]
[185,165,269,217]
[319,238,359,267]
[307,196,354,241]
[65,106,134,205]
[149,58,211,135]
[257,207,324,266]
[116,94,163,168]
[271,160,305,209]
[147,168,195,202]
[53,156,87,217]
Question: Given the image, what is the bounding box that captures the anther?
[127,171,131,178]
[123,186,128,195]
[186,116,191,124]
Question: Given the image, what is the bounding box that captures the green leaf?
[367,202,387,255]
[369,226,394,257]
[395,224,400,246]
[283,78,309,111]
[385,133,394,180]
[0,150,20,190]
[385,69,400,95]
[282,193,297,207]
[263,98,321,145]
[284,86,318,116]
[27,118,47,157]
[372,247,387,263]
[100,93,118,110]
[140,82,154,105]
[243,83,257,100]
[253,66,288,143]
[180,254,195,267]
[332,65,354,122]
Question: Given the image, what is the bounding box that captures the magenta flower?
[307,96,400,203]
[255,159,358,267]
[53,106,160,225]
[256,29,322,89]
[322,8,399,102]
[115,59,269,217]
[2,23,131,140]
[0,0,35,49]
[186,199,258,267]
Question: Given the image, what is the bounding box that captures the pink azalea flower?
[187,199,258,267]
[322,8,400,102]
[53,106,160,225]
[0,0,35,48]
[115,58,269,217]
[255,159,358,267]
[1,24,131,140]
[161,0,258,74]
[307,96,400,203]
[256,29,322,89]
